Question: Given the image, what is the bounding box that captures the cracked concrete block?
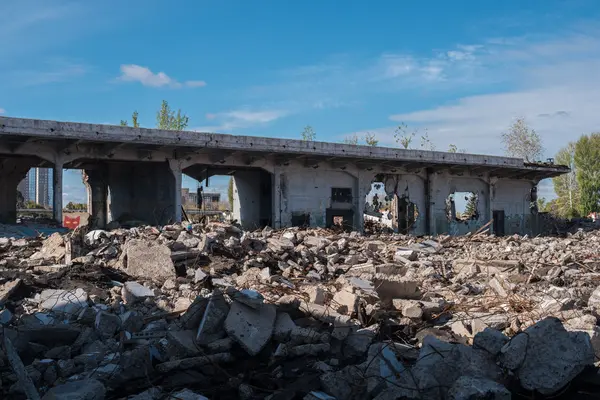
[94,311,121,339]
[125,240,175,282]
[273,312,297,341]
[196,289,229,345]
[122,281,155,305]
[499,317,594,395]
[447,376,511,400]
[166,330,202,358]
[372,276,420,302]
[40,288,88,318]
[473,328,509,356]
[225,301,276,356]
[332,289,358,315]
[41,378,106,400]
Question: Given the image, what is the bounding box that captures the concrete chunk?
[41,378,106,400]
[31,232,65,261]
[499,317,595,395]
[196,289,229,345]
[332,289,358,315]
[122,281,155,304]
[447,376,510,400]
[125,239,175,282]
[40,288,88,317]
[224,302,276,356]
[0,279,21,306]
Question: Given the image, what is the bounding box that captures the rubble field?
[1,222,600,399]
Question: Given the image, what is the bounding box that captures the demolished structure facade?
[0,117,568,235]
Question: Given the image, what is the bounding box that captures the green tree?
[364,133,378,146]
[574,133,600,215]
[344,134,359,145]
[301,125,316,141]
[552,142,580,218]
[448,144,467,153]
[228,177,234,210]
[501,117,543,162]
[156,100,189,130]
[420,130,435,151]
[120,111,141,128]
[463,194,478,219]
[394,122,417,149]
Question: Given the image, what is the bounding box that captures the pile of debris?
[1,223,600,399]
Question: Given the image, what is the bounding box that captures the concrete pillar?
[52,160,64,225]
[83,168,108,229]
[356,172,371,232]
[272,169,282,229]
[168,160,183,223]
[425,168,434,235]
[0,158,35,223]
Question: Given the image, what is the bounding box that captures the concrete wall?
[430,172,490,235]
[277,167,358,228]
[492,178,536,236]
[232,169,272,230]
[106,161,177,226]
[378,173,428,236]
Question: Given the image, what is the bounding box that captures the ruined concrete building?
[0,117,568,235]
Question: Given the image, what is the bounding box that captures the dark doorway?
[326,208,354,231]
[493,210,505,236]
[395,195,418,234]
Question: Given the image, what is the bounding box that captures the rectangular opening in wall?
[493,210,505,236]
[326,208,354,231]
[291,213,310,227]
[331,188,352,203]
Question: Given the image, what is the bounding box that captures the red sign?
[63,215,80,229]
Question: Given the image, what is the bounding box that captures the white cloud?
[0,108,5,114]
[118,64,206,88]
[194,109,288,132]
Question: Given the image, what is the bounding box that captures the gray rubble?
[1,221,600,399]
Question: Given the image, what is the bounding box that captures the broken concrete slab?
[332,289,358,315]
[196,289,229,345]
[447,376,511,400]
[0,279,21,306]
[499,317,595,395]
[41,378,106,400]
[122,282,155,305]
[125,239,175,282]
[39,288,88,317]
[224,301,276,356]
[31,232,65,262]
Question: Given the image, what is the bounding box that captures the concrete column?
[52,160,64,225]
[356,172,370,232]
[425,168,435,235]
[272,168,282,229]
[168,160,183,223]
[1,158,46,223]
[83,168,108,229]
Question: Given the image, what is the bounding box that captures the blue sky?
[2,0,599,203]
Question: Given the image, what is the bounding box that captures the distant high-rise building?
[35,168,53,207]
[17,170,31,202]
